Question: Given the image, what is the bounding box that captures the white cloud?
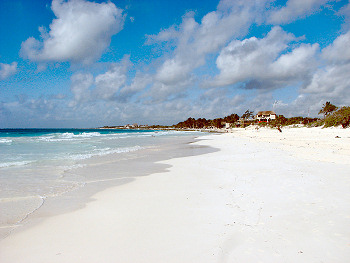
[151,1,266,82]
[322,30,350,63]
[301,63,350,109]
[146,26,178,45]
[5,0,349,128]
[0,62,17,80]
[214,27,293,85]
[213,27,318,89]
[145,81,187,103]
[69,57,150,105]
[339,2,350,30]
[145,0,346,107]
[94,65,126,100]
[303,64,350,94]
[147,0,270,101]
[270,43,319,79]
[301,31,350,106]
[94,56,131,100]
[272,31,350,117]
[21,0,125,64]
[155,58,193,85]
[0,94,69,128]
[119,73,152,102]
[267,0,333,24]
[70,72,94,106]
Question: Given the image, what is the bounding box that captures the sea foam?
[70,146,143,160]
[0,139,12,144]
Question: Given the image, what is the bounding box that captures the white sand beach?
[1,127,350,262]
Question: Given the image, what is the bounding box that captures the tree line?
[173,102,350,129]
[174,113,240,129]
[174,114,318,129]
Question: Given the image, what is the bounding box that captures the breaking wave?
[70,146,143,160]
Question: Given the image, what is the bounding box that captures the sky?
[0,0,349,128]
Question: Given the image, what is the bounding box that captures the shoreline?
[0,134,214,240]
[1,128,350,262]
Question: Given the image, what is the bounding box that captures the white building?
[255,111,277,122]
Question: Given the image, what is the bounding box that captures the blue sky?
[0,0,349,128]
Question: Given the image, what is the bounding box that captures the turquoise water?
[0,129,199,230]
[0,129,156,167]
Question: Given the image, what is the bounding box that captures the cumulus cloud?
[322,30,350,63]
[119,73,152,102]
[69,56,151,105]
[213,27,318,89]
[70,72,94,106]
[274,30,349,116]
[146,0,346,106]
[303,64,350,96]
[301,32,350,106]
[0,62,17,80]
[94,56,131,100]
[142,0,276,103]
[6,0,349,128]
[146,78,194,103]
[21,0,125,64]
[267,0,333,24]
[145,0,340,105]
[149,0,267,91]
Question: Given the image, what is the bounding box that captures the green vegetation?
[223,113,240,123]
[102,104,350,130]
[320,106,350,128]
[103,101,350,130]
[318,101,338,118]
[100,102,349,130]
[174,113,321,129]
[241,109,254,120]
[275,103,349,128]
[171,102,349,129]
[174,114,239,129]
[270,116,319,127]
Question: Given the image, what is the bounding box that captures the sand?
[228,126,350,164]
[0,127,349,262]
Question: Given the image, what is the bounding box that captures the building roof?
[256,111,276,115]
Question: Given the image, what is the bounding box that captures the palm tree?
[241,109,254,120]
[319,101,337,118]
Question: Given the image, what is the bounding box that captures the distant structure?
[124,123,139,129]
[255,111,277,123]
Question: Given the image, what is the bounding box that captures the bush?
[308,119,324,127]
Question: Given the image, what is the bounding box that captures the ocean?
[0,128,200,237]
